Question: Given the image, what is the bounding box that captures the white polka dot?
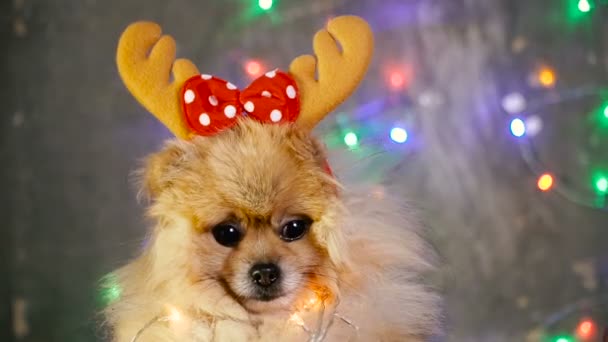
[224,105,237,118]
[184,89,195,104]
[208,95,218,106]
[244,101,255,112]
[286,85,296,99]
[226,82,237,90]
[265,69,277,78]
[262,91,271,98]
[201,74,212,80]
[199,113,210,126]
[270,109,282,122]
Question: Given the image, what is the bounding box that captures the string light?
[389,71,405,90]
[602,104,608,119]
[554,337,573,342]
[129,288,357,342]
[510,118,526,137]
[258,0,273,11]
[525,115,543,137]
[501,92,527,114]
[167,306,182,322]
[538,67,556,88]
[385,64,413,91]
[576,319,595,339]
[344,132,358,147]
[537,173,554,192]
[244,59,264,77]
[578,0,591,12]
[390,127,408,143]
[99,273,122,306]
[595,176,608,193]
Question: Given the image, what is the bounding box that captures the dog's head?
[143,119,344,312]
[116,16,373,314]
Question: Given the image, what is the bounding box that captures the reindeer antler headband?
[116,16,373,139]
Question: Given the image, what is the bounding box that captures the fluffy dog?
[103,119,440,341]
[106,15,440,341]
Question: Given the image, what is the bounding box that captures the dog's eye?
[212,224,243,247]
[279,218,311,242]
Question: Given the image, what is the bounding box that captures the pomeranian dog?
[104,16,440,341]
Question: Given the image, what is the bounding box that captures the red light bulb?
[245,59,264,77]
[576,319,595,339]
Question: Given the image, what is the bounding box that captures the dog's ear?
[140,141,189,199]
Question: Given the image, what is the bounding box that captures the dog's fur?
[104,118,440,341]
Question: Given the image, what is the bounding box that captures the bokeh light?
[576,319,594,339]
[578,0,591,12]
[501,92,526,114]
[510,118,526,137]
[602,104,608,119]
[344,132,358,147]
[99,274,122,306]
[525,115,543,137]
[389,72,405,89]
[244,59,264,77]
[538,67,556,88]
[385,64,413,91]
[595,177,608,193]
[258,0,273,11]
[537,173,554,192]
[390,127,408,143]
[168,306,182,322]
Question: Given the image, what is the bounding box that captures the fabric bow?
[181,69,300,136]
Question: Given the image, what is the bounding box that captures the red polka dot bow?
[181,69,300,136]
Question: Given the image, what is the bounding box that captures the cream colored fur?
[104,119,440,341]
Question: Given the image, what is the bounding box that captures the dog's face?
[143,119,342,313]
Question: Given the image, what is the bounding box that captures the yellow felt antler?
[117,22,199,138]
[289,16,374,130]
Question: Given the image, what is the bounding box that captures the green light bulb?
[344,132,358,147]
[258,0,273,10]
[596,177,608,193]
[578,0,591,12]
[603,104,608,119]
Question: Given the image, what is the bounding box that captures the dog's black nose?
[250,263,281,287]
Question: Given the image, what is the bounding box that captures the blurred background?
[2,0,608,341]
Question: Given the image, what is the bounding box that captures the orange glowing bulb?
[245,60,263,77]
[537,173,554,191]
[289,313,305,326]
[167,306,182,322]
[538,67,556,87]
[577,319,594,338]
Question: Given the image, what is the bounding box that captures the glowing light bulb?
[602,104,608,119]
[538,67,556,88]
[258,0,273,11]
[245,60,263,77]
[510,118,526,137]
[390,127,408,143]
[289,313,305,326]
[596,177,608,193]
[344,132,358,147]
[577,319,594,338]
[555,338,571,342]
[578,0,591,12]
[501,92,526,114]
[525,115,543,137]
[99,274,122,306]
[537,173,554,192]
[389,72,405,89]
[168,306,182,322]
